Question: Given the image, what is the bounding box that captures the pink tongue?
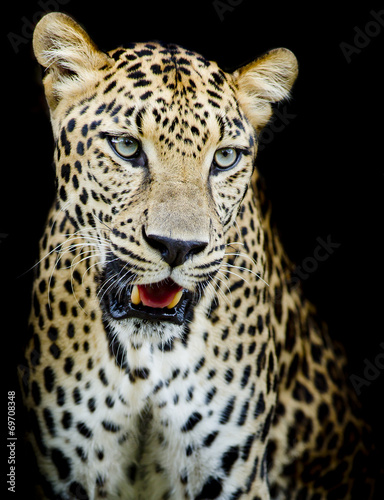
[138,280,182,308]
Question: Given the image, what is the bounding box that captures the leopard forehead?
[58,42,253,154]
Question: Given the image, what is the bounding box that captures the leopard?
[19,11,377,500]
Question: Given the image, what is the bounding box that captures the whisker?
[226,263,269,287]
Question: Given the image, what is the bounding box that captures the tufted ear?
[232,48,298,132]
[33,12,112,110]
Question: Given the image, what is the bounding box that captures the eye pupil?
[110,136,140,158]
[214,147,238,169]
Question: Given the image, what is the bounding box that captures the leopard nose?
[143,230,208,268]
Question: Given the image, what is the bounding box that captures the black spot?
[150,64,162,74]
[240,365,251,388]
[48,326,58,341]
[88,398,96,413]
[224,368,234,384]
[273,287,283,323]
[74,160,82,173]
[61,411,72,429]
[64,357,74,374]
[205,387,217,404]
[203,430,219,447]
[77,421,93,438]
[314,370,328,393]
[59,300,67,316]
[51,448,72,480]
[135,48,153,57]
[76,446,87,462]
[195,476,223,500]
[181,412,202,432]
[60,128,71,156]
[135,108,146,134]
[256,342,267,376]
[64,280,73,294]
[191,126,200,136]
[133,367,150,380]
[194,356,205,373]
[233,118,245,132]
[293,381,314,403]
[220,396,236,424]
[261,406,274,443]
[67,118,76,132]
[104,80,117,94]
[235,343,243,362]
[43,366,55,392]
[59,185,67,202]
[254,392,265,418]
[168,117,179,133]
[111,48,125,60]
[67,322,75,338]
[102,420,121,432]
[95,103,106,115]
[105,396,115,408]
[80,188,89,205]
[140,90,153,100]
[57,386,65,406]
[237,400,249,426]
[257,314,264,334]
[43,407,56,436]
[61,163,71,183]
[221,445,239,475]
[241,433,255,461]
[98,368,109,386]
[73,387,82,404]
[69,481,89,500]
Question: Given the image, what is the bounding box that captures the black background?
[3,1,384,498]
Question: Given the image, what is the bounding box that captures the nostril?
[142,227,169,259]
[143,228,208,268]
[186,241,208,260]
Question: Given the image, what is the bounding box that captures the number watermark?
[6,391,17,493]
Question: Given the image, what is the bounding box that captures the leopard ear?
[33,12,112,109]
[232,48,298,131]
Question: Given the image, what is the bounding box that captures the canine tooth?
[167,290,183,309]
[131,285,141,305]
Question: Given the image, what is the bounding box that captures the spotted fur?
[20,12,375,500]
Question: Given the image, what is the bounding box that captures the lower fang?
[167,290,183,309]
[131,285,141,305]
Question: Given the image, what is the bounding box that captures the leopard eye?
[213,147,239,169]
[109,136,140,159]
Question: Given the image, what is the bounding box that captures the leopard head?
[33,13,297,337]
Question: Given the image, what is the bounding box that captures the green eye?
[109,136,140,159]
[214,147,239,169]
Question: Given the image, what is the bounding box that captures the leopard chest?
[65,309,274,499]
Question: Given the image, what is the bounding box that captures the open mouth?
[104,278,193,325]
